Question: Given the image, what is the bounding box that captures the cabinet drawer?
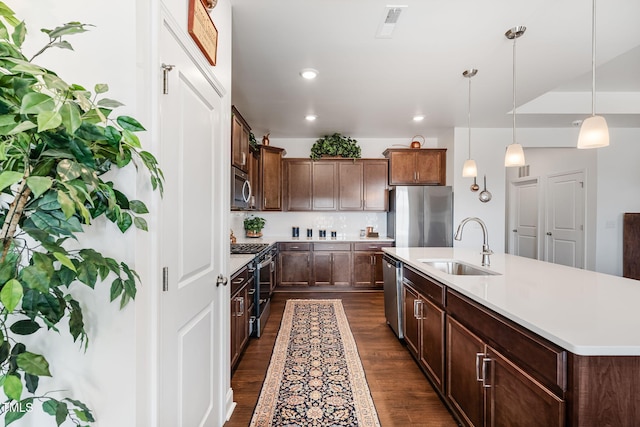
[447,290,566,397]
[230,265,249,295]
[402,265,444,307]
[313,242,351,251]
[353,242,393,251]
[279,242,311,251]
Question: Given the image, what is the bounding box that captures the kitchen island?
[383,247,640,427]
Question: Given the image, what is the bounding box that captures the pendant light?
[504,26,526,167]
[462,69,478,178]
[577,0,609,149]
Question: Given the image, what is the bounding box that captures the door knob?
[546,232,552,236]
[216,274,228,287]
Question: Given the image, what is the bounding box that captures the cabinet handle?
[241,152,246,165]
[264,197,267,208]
[290,246,299,249]
[416,171,420,181]
[482,358,491,388]
[475,352,484,382]
[413,299,420,319]
[414,171,417,181]
[232,278,244,285]
[239,297,244,316]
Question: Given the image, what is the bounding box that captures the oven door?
[257,254,273,305]
[231,166,251,210]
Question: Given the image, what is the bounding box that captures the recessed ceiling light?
[305,115,317,121]
[300,68,319,80]
[413,115,425,122]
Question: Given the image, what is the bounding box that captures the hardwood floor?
[225,291,459,427]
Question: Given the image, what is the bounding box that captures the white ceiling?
[229,0,640,138]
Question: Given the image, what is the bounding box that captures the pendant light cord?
[512,36,517,145]
[467,76,472,159]
[591,0,597,117]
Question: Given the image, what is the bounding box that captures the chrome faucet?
[454,217,493,266]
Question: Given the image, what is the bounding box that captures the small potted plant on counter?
[244,215,266,238]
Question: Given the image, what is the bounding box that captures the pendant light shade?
[578,115,609,148]
[462,159,478,177]
[504,26,526,168]
[577,0,609,149]
[505,143,525,167]
[462,69,478,178]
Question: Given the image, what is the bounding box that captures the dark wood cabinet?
[230,264,252,373]
[256,145,284,211]
[383,148,446,185]
[363,160,388,211]
[313,243,351,286]
[338,161,363,210]
[352,242,392,288]
[231,106,250,172]
[446,316,488,427]
[277,242,311,286]
[446,291,565,427]
[284,160,313,211]
[284,159,388,212]
[402,267,446,393]
[312,161,338,210]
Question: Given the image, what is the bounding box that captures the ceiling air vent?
[375,5,408,39]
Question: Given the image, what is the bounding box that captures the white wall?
[14,1,138,426]
[13,0,234,426]
[596,128,640,275]
[451,125,640,275]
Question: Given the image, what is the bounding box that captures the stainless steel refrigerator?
[383,186,453,339]
[387,186,453,247]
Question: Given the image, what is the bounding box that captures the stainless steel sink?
[421,260,501,276]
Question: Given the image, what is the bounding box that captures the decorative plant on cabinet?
[310,133,361,160]
[0,3,163,425]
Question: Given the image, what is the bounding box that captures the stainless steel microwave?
[231,166,252,210]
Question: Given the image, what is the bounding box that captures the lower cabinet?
[402,271,445,392]
[353,242,393,288]
[276,241,393,289]
[230,265,252,373]
[278,242,311,286]
[313,243,351,286]
[397,262,566,427]
[447,317,564,427]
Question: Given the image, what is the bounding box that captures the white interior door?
[508,179,539,259]
[158,23,224,427]
[545,171,585,268]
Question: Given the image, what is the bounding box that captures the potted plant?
[0,4,162,425]
[244,215,266,238]
[310,133,361,160]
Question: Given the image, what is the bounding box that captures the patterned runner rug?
[250,299,381,427]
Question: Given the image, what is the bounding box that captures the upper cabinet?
[258,145,285,211]
[231,106,250,172]
[283,159,388,212]
[383,148,446,185]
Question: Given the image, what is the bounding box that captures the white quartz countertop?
[383,247,640,356]
[229,254,255,276]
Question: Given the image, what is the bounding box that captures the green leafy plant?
[0,3,163,426]
[309,133,361,160]
[243,215,266,233]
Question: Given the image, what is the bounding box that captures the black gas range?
[230,242,275,337]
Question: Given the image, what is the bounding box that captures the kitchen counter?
[230,254,256,276]
[383,247,640,356]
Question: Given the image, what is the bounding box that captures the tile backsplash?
[230,211,387,239]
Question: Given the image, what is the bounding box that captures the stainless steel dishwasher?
[382,254,403,339]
